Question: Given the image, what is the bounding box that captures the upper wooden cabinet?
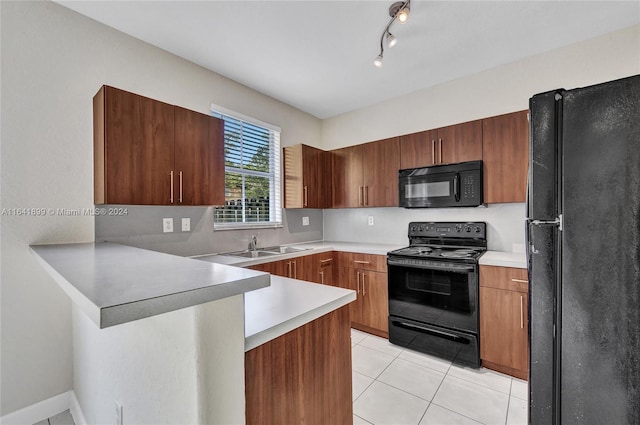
[94,85,225,205]
[482,110,529,203]
[332,137,399,208]
[400,120,482,169]
[283,144,330,209]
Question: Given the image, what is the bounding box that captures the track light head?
[386,32,397,48]
[374,54,384,68]
[389,1,410,23]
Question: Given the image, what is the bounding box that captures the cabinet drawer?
[480,265,528,292]
[335,251,387,272]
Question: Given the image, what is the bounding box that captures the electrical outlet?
[163,218,173,233]
[181,218,191,232]
[302,216,309,226]
[368,216,374,226]
[115,400,123,425]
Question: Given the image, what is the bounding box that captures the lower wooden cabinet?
[336,252,389,338]
[245,305,352,425]
[248,252,335,284]
[479,265,529,380]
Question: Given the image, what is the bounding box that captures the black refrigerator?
[527,74,640,425]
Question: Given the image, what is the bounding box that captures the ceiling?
[56,1,639,119]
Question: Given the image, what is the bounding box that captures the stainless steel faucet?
[248,235,258,251]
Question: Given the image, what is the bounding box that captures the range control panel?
[408,222,486,239]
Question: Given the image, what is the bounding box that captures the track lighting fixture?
[373,0,411,68]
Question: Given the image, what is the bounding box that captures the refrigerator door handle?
[530,214,563,231]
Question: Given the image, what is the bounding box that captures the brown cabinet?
[94,85,224,205]
[400,120,483,169]
[245,305,352,425]
[332,138,399,208]
[248,252,335,284]
[479,265,529,380]
[283,144,330,209]
[482,110,529,203]
[336,252,389,337]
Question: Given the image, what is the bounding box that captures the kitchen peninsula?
[30,242,356,424]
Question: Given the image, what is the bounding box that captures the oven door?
[387,258,479,333]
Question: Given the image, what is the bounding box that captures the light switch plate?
[368,216,374,226]
[181,218,190,232]
[163,218,173,233]
[302,216,309,226]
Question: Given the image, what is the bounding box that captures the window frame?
[210,104,282,231]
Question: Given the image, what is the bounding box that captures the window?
[211,104,282,229]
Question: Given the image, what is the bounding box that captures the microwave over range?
[398,160,483,208]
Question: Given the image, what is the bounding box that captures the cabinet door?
[174,106,225,205]
[480,287,529,378]
[318,255,335,285]
[283,144,305,208]
[98,86,175,205]
[482,110,529,203]
[438,120,483,165]
[362,138,400,207]
[400,129,439,169]
[337,267,362,324]
[360,270,389,334]
[302,145,321,208]
[331,145,363,208]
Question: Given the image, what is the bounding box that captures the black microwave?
[398,160,483,208]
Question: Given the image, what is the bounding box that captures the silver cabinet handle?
[320,259,332,264]
[520,295,524,329]
[358,186,364,206]
[512,278,528,283]
[431,140,436,164]
[439,138,443,164]
[287,262,291,278]
[170,171,174,204]
[293,260,297,279]
[178,171,183,203]
[362,273,366,296]
[356,271,361,294]
[364,186,369,206]
[303,186,308,207]
[353,260,370,265]
[319,270,324,284]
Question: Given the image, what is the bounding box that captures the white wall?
[73,296,245,425]
[0,0,321,416]
[321,24,640,149]
[321,24,640,250]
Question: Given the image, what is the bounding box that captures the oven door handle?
[387,258,475,272]
[391,321,470,344]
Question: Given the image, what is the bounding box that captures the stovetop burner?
[388,221,487,263]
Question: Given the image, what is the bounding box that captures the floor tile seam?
[443,371,512,396]
[504,394,512,425]
[429,401,488,425]
[397,354,452,375]
[358,342,404,359]
[372,377,435,404]
[352,372,376,403]
[416,400,432,425]
[353,413,373,424]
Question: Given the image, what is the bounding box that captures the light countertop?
[243,276,355,351]
[479,250,528,269]
[193,241,404,268]
[30,242,270,328]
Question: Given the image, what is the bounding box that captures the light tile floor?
[351,329,528,425]
[37,330,528,425]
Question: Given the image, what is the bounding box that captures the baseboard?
[0,390,86,425]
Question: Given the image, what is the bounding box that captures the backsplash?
[323,203,526,252]
[95,206,323,257]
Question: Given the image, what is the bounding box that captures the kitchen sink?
[222,246,310,258]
